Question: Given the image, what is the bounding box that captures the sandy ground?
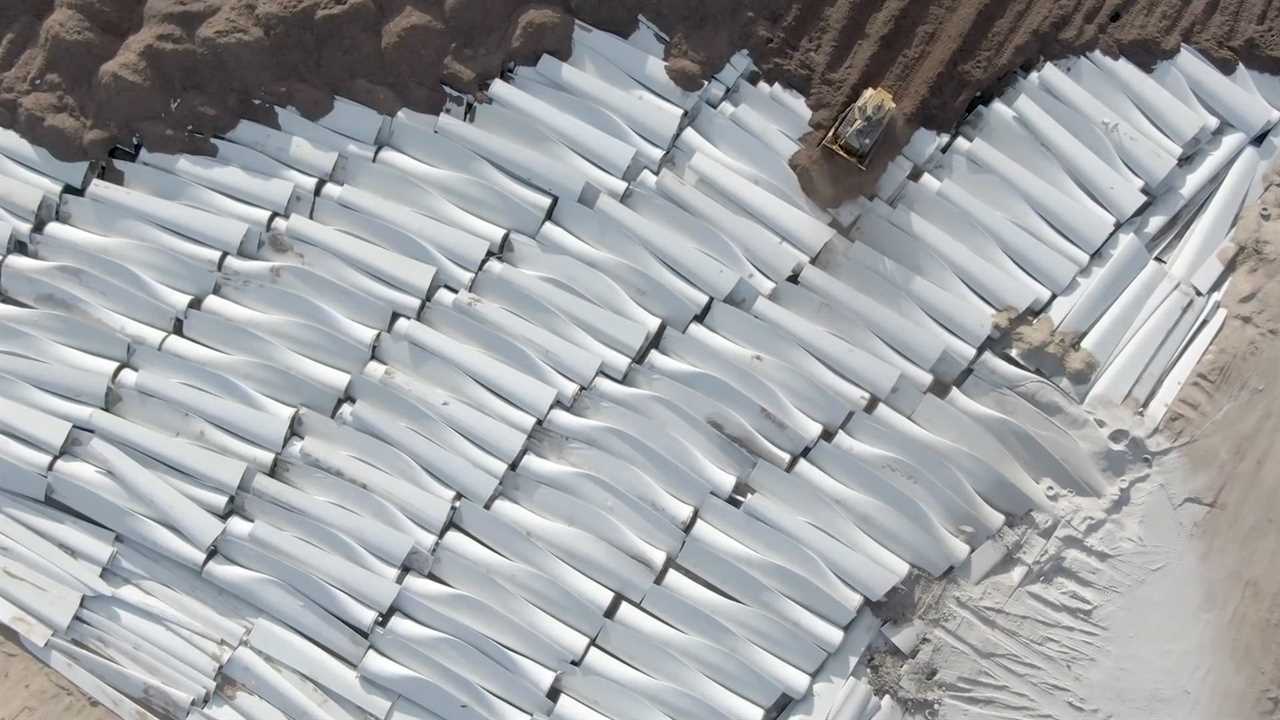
[0,628,117,720]
[909,396,1280,719]
[1175,348,1280,719]
[1147,181,1280,718]
[882,175,1280,719]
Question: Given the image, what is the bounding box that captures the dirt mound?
[771,0,1280,206]
[2,1,1280,207]
[0,1,581,158]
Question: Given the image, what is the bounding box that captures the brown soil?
[4,1,1280,209]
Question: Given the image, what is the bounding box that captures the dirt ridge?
[2,1,1280,207]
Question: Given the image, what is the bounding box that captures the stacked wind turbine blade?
[0,23,1259,720]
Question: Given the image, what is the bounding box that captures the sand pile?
[1004,316,1097,383]
[4,1,1280,207]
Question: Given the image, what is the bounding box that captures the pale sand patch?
[907,158,1280,720]
[0,627,118,720]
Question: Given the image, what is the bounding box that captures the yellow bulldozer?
[821,86,895,168]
